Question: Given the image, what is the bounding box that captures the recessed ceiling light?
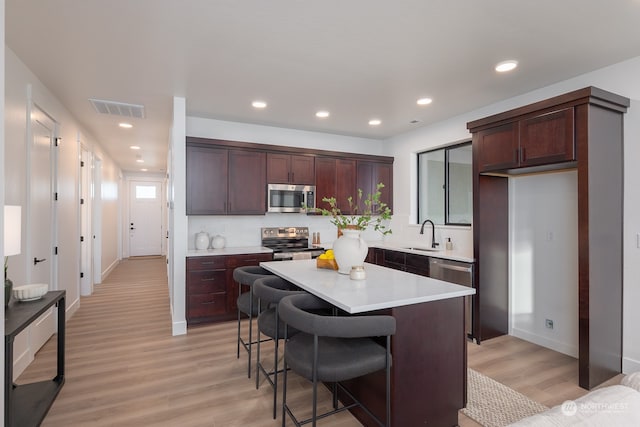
[252,100,267,109]
[495,60,518,73]
[416,98,433,106]
[136,159,144,163]
[130,145,141,150]
[140,168,148,172]
[119,122,133,128]
[369,119,381,126]
[316,110,330,118]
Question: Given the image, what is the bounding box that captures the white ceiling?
[6,1,640,173]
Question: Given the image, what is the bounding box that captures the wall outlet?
[545,319,554,329]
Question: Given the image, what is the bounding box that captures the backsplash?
[187,213,472,255]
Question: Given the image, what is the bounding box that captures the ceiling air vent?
[89,98,145,119]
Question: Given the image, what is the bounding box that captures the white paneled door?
[129,181,163,257]
[28,104,57,354]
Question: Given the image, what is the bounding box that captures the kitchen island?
[260,259,475,427]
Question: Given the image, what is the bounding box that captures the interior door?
[129,181,163,256]
[80,145,93,295]
[28,105,57,353]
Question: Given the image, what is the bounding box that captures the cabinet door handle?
[521,147,526,162]
[514,148,519,164]
[202,277,218,282]
[203,299,217,305]
[291,172,294,182]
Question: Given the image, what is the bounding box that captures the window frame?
[417,140,472,226]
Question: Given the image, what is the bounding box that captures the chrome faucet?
[419,219,439,248]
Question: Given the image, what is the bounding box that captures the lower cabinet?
[367,248,430,276]
[186,252,272,325]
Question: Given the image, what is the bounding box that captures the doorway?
[128,180,163,257]
[27,103,58,353]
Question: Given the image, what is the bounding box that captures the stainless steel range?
[261,227,325,260]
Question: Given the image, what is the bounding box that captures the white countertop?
[260,259,475,314]
[187,246,273,257]
[368,241,475,263]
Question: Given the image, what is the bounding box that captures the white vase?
[332,229,368,274]
[211,234,226,249]
[195,231,210,250]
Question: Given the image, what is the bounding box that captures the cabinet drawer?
[187,269,227,293]
[383,250,405,265]
[226,253,273,268]
[188,293,228,318]
[187,256,225,270]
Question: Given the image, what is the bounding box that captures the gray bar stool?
[279,293,396,427]
[253,276,307,419]
[233,265,274,378]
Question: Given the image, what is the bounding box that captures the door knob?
[34,257,47,265]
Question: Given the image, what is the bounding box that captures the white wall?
[4,47,123,375]
[386,55,640,373]
[169,97,187,336]
[510,171,578,357]
[187,117,386,155]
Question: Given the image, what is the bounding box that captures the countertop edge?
[187,246,273,257]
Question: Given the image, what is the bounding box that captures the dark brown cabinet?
[477,107,575,173]
[315,157,357,213]
[186,137,393,216]
[356,160,393,213]
[468,87,629,389]
[228,150,266,214]
[186,252,272,325]
[186,145,228,214]
[186,144,266,215]
[267,153,315,184]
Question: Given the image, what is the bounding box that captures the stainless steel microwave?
[267,184,315,213]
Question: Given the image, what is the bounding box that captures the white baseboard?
[101,258,120,282]
[172,319,187,336]
[511,327,578,358]
[12,343,33,380]
[623,356,640,374]
[66,296,80,319]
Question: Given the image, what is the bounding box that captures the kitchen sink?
[403,246,443,252]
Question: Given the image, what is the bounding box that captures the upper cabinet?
[267,153,315,184]
[356,160,393,213]
[186,145,228,215]
[186,137,393,216]
[476,107,575,173]
[315,157,357,214]
[186,144,266,215]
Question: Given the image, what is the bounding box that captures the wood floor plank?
[17,257,616,426]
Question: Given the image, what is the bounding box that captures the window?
[135,185,157,199]
[418,142,472,225]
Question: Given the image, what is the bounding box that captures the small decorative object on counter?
[316,249,338,270]
[446,237,453,250]
[212,234,226,249]
[195,231,210,250]
[350,265,366,280]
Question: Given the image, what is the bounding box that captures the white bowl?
[13,283,49,301]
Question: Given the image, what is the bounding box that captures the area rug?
[462,369,548,426]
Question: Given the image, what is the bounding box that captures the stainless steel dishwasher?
[428,258,474,339]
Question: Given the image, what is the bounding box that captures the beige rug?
[462,369,548,426]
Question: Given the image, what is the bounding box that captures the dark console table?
[4,290,65,427]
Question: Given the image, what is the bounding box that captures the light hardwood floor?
[18,258,620,426]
